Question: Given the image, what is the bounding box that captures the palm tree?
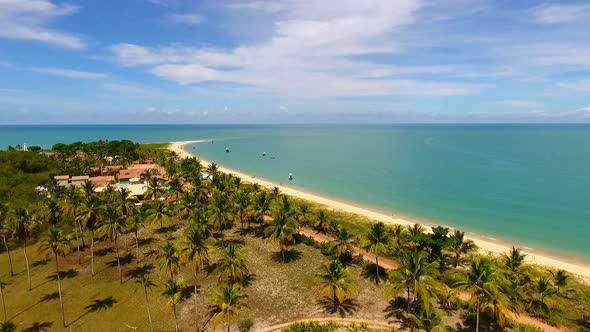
[81,180,96,197]
[38,226,71,328]
[208,191,233,236]
[43,198,62,226]
[161,278,184,332]
[98,206,127,284]
[314,260,357,309]
[503,246,526,273]
[9,208,35,290]
[159,241,181,279]
[144,177,164,200]
[0,205,14,277]
[387,250,440,313]
[530,276,556,309]
[174,190,199,220]
[209,283,248,332]
[144,200,172,229]
[446,230,476,268]
[296,203,311,227]
[264,207,298,262]
[404,304,446,332]
[270,186,281,201]
[455,256,504,332]
[127,212,146,259]
[250,192,270,224]
[360,222,390,284]
[181,225,214,328]
[214,243,249,285]
[234,190,250,229]
[0,321,15,332]
[116,188,137,218]
[314,210,330,234]
[78,195,105,275]
[59,188,85,256]
[0,277,6,323]
[548,269,571,296]
[134,271,156,332]
[330,227,353,261]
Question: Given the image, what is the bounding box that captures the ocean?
[1,124,589,261]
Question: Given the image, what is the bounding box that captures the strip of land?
[169,140,590,279]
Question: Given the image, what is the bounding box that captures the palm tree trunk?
[173,303,179,332]
[195,264,199,330]
[406,287,411,313]
[476,297,480,332]
[2,236,13,277]
[23,238,31,291]
[455,253,460,268]
[375,255,380,284]
[135,230,140,259]
[0,282,6,322]
[143,286,153,332]
[124,235,129,252]
[73,222,81,264]
[78,221,86,248]
[90,231,95,275]
[55,253,66,328]
[115,237,122,284]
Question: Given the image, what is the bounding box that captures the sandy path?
[168,140,590,280]
[257,317,395,332]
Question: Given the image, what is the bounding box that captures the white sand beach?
[169,140,590,279]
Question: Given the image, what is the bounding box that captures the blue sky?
[0,0,589,124]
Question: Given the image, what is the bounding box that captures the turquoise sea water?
[1,124,589,261]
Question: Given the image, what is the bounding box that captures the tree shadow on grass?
[155,224,180,234]
[106,253,134,268]
[46,269,78,281]
[22,321,53,332]
[361,263,387,284]
[181,285,199,300]
[384,297,407,323]
[143,249,158,259]
[68,296,118,327]
[124,264,155,282]
[9,292,60,320]
[137,237,155,247]
[237,224,264,238]
[271,249,302,263]
[95,247,115,257]
[316,297,360,317]
[31,260,48,268]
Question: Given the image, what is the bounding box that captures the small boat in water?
[262,151,266,156]
[225,147,230,153]
[288,172,293,181]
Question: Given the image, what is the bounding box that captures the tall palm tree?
[144,200,172,229]
[9,208,35,290]
[38,226,71,328]
[250,192,270,224]
[127,211,146,259]
[0,205,14,277]
[43,199,62,226]
[81,180,96,197]
[270,186,281,201]
[144,177,164,200]
[455,256,504,332]
[264,207,298,262]
[134,271,156,332]
[59,188,85,254]
[161,278,184,332]
[529,276,556,309]
[503,246,526,274]
[548,269,571,296]
[181,225,214,328]
[404,304,446,332]
[360,222,390,284]
[116,188,137,218]
[314,260,357,309]
[214,243,249,285]
[159,241,181,279]
[330,227,353,261]
[209,283,248,332]
[387,250,440,313]
[0,277,6,323]
[77,195,105,275]
[208,191,233,236]
[296,203,311,227]
[233,190,250,229]
[98,206,127,284]
[174,190,199,220]
[446,230,476,268]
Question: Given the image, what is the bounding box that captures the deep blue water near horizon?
[1,124,589,261]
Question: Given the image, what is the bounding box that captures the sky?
[0,0,589,124]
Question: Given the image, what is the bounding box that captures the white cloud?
[166,13,203,25]
[558,80,590,92]
[111,0,481,97]
[496,100,539,108]
[146,0,176,7]
[0,0,84,49]
[531,4,590,24]
[31,67,108,79]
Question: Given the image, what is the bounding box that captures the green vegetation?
[0,141,590,331]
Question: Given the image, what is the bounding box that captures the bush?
[238,319,254,332]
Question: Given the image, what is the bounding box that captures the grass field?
[0,220,394,332]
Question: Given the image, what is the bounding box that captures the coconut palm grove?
[0,141,589,332]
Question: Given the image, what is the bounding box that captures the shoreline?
[169,140,590,279]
